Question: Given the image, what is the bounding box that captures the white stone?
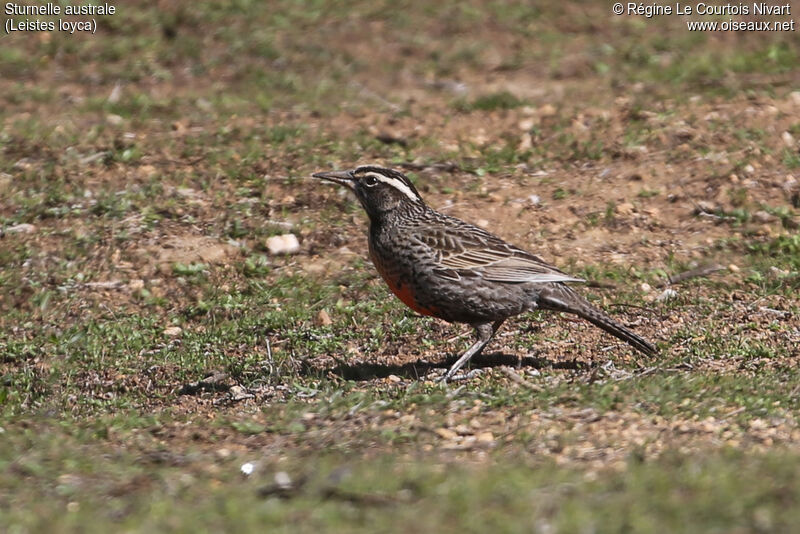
[240,462,255,476]
[266,234,300,255]
[656,288,678,302]
[5,223,36,234]
[128,279,145,291]
[274,471,292,488]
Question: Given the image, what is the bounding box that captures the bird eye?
[363,175,379,187]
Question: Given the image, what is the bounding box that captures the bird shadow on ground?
[303,353,589,381]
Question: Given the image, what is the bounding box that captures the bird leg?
[440,319,505,382]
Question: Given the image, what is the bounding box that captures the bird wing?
[414,223,584,284]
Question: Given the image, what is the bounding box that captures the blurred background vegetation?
[2,2,800,532]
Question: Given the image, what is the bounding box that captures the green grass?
[4,429,800,533]
[3,0,800,531]
[454,91,527,112]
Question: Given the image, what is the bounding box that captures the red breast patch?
[384,277,439,317]
[371,253,439,317]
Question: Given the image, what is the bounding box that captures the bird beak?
[312,169,355,189]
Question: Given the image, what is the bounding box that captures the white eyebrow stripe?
[365,172,421,202]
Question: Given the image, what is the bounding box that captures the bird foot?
[437,368,483,383]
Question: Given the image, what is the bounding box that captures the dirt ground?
[2,1,800,531]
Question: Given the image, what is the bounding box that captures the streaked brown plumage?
[313,165,657,381]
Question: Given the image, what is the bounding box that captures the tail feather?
[537,285,656,356]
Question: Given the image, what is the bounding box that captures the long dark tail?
[537,285,657,356]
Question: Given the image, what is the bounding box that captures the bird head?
[312,166,425,220]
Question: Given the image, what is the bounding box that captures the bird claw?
[438,368,483,383]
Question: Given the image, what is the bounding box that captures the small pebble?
[5,223,36,234]
[752,211,775,223]
[616,202,635,216]
[316,309,332,326]
[274,471,292,489]
[266,234,300,255]
[476,431,495,443]
[770,266,790,277]
[163,326,182,337]
[518,118,535,131]
[656,288,678,302]
[695,200,717,213]
[241,462,255,476]
[108,84,122,103]
[229,385,253,401]
[435,428,458,440]
[539,104,557,117]
[128,279,145,291]
[728,264,740,273]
